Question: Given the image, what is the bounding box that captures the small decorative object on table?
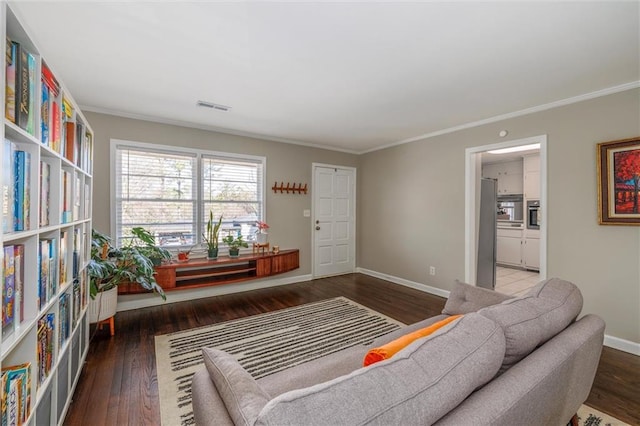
[252,242,269,255]
[272,245,280,254]
[177,248,192,262]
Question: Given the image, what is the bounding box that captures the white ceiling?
[9,1,640,154]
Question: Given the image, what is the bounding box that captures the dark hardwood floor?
[64,274,640,425]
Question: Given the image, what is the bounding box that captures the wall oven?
[527,200,541,229]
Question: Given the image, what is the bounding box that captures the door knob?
[315,220,320,224]
[315,226,321,230]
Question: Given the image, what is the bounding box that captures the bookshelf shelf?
[1,3,93,425]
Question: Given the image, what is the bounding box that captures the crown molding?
[83,80,639,156]
[79,105,361,155]
[361,80,640,154]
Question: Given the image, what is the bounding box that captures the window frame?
[110,139,266,252]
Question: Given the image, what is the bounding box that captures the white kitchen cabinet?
[496,228,523,267]
[523,238,540,270]
[524,154,540,199]
[482,160,523,195]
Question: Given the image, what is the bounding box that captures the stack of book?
[38,239,58,311]
[5,38,36,136]
[1,362,31,425]
[58,293,70,349]
[2,245,25,339]
[36,314,54,386]
[2,140,31,233]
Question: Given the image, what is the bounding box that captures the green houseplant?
[88,228,166,300]
[222,234,249,258]
[130,226,172,266]
[203,212,223,259]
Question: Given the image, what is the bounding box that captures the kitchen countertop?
[497,221,524,229]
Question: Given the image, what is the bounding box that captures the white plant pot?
[89,286,118,323]
[255,232,268,244]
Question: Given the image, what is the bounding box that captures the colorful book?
[73,173,81,220]
[26,52,36,135]
[51,101,61,153]
[72,279,80,328]
[58,293,70,348]
[2,140,15,233]
[36,313,55,386]
[64,121,75,163]
[61,170,72,223]
[1,363,31,425]
[16,44,29,132]
[59,231,68,285]
[22,152,30,231]
[39,161,50,227]
[13,245,24,324]
[2,245,15,332]
[41,61,59,96]
[13,150,30,232]
[40,82,50,145]
[38,240,49,310]
[5,39,17,123]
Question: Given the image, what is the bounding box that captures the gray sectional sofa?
[192,278,605,425]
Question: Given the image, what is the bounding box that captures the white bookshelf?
[1,3,93,425]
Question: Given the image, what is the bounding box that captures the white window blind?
[202,155,264,241]
[113,141,265,249]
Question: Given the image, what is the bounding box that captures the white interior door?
[313,165,356,278]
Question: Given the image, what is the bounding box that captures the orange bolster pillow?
[363,315,463,366]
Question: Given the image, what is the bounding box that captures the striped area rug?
[576,405,630,426]
[154,297,404,426]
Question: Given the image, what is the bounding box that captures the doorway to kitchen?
[464,135,547,293]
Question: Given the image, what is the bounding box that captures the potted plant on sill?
[255,220,269,244]
[203,212,223,260]
[129,226,172,266]
[222,234,249,258]
[87,228,167,325]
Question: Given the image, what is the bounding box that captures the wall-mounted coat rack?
[272,182,308,194]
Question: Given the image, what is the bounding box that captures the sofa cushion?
[478,277,583,373]
[443,280,514,315]
[255,313,505,426]
[202,348,269,426]
[363,315,463,366]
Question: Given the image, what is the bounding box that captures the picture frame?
[597,136,640,225]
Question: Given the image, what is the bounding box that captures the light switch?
[303,209,311,217]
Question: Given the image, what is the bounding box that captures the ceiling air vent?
[196,100,231,112]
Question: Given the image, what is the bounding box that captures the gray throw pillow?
[478,277,583,373]
[442,279,514,315]
[202,347,270,426]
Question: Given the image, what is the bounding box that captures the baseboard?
[115,273,313,312]
[356,267,450,299]
[357,268,640,357]
[604,334,640,356]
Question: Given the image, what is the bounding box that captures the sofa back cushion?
[255,313,505,426]
[442,280,514,315]
[478,277,583,373]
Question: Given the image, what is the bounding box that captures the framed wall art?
[597,136,640,225]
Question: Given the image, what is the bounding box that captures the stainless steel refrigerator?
[476,178,497,289]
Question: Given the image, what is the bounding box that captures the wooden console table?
[117,249,299,294]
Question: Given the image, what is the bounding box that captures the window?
[112,140,265,249]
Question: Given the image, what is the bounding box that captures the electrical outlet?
[429,266,436,276]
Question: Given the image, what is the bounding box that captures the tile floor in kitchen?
[495,266,540,296]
